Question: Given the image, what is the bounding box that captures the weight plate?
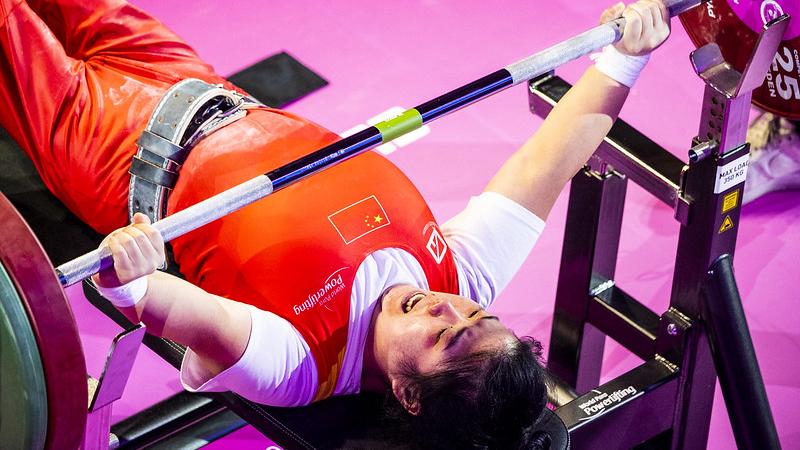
[680,0,800,119]
[0,193,87,449]
[0,261,47,450]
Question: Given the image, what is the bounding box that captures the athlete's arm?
[91,213,251,377]
[485,0,670,219]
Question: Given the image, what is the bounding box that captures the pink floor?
[65,1,800,448]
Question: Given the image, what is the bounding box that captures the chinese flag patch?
[328,195,391,244]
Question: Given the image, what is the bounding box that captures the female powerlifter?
[0,0,670,448]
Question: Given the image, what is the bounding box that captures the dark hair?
[384,336,551,450]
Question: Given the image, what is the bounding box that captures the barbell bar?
[55,0,702,286]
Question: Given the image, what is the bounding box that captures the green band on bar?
[374,109,422,143]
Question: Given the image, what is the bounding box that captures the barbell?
[54,0,703,287]
[16,1,800,447]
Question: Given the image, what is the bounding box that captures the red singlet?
[0,0,460,401]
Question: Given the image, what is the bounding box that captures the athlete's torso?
[167,109,460,400]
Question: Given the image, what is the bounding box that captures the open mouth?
[402,292,426,313]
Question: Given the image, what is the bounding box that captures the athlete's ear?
[391,378,421,416]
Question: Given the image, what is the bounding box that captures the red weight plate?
[0,193,87,449]
[680,0,800,120]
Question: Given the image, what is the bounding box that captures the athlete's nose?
[427,297,464,322]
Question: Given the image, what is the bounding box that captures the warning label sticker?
[715,155,749,194]
[719,215,734,234]
[722,190,739,213]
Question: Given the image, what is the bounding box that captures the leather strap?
[130,157,178,187]
[128,79,262,221]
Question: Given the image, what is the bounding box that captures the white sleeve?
[179,305,318,407]
[441,191,545,309]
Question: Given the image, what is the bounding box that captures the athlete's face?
[373,285,515,377]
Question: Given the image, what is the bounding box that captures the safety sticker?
[719,215,735,234]
[714,154,749,194]
[722,190,739,213]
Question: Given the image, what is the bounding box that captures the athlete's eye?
[468,310,480,318]
[435,328,447,343]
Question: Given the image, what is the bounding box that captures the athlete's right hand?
[92,213,165,288]
[601,0,671,57]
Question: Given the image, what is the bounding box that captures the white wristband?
[96,277,148,308]
[590,45,650,88]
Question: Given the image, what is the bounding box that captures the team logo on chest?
[424,223,448,264]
